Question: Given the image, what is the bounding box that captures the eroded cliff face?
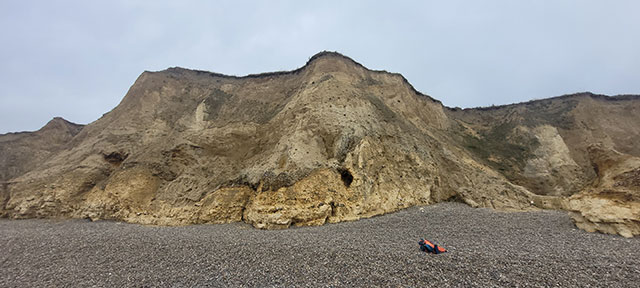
[446,93,640,236]
[0,118,83,213]
[565,146,640,238]
[1,52,638,237]
[0,118,83,183]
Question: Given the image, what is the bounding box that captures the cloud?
[1,0,639,133]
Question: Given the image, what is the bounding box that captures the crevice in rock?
[240,204,247,222]
[338,168,353,188]
[227,175,259,191]
[103,151,128,165]
[329,201,337,217]
[444,193,464,203]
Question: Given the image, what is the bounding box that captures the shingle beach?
[1,202,638,287]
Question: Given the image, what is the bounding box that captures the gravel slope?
[1,202,639,287]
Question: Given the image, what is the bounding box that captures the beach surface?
[1,202,638,287]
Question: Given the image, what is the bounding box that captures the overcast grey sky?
[1,1,639,133]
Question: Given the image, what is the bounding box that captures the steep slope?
[0,52,638,237]
[0,117,83,213]
[0,52,537,227]
[447,94,640,236]
[0,117,83,182]
[447,93,640,196]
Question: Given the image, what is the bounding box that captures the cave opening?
[338,168,353,188]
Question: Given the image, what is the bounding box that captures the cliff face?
[0,117,83,183]
[1,52,638,236]
[448,94,640,196]
[447,94,640,237]
[0,117,83,214]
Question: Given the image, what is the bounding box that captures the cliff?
[1,52,638,237]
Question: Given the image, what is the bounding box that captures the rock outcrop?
[1,52,638,237]
[565,146,640,238]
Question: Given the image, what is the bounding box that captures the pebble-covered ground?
[1,202,639,287]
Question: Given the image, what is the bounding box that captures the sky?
[1,1,639,133]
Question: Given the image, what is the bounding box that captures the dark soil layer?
[1,203,638,287]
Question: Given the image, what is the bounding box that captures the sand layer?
[1,203,638,287]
